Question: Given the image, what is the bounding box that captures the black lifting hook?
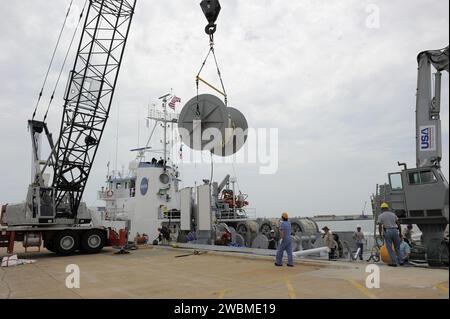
[200,0,221,35]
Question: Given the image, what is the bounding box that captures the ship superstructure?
[95,93,323,253]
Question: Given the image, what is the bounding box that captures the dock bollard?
[114,229,130,255]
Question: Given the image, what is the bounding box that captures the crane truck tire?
[44,240,57,253]
[80,229,106,254]
[54,230,79,256]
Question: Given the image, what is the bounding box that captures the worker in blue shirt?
[275,212,294,267]
[399,234,411,263]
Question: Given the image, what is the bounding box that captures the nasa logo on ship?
[140,177,149,196]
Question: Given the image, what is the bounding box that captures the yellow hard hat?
[281,212,289,219]
[381,202,389,209]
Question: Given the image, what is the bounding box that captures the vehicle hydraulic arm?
[415,46,449,168]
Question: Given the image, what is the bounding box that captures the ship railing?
[148,109,180,122]
[98,189,136,200]
[100,210,128,221]
[216,208,257,221]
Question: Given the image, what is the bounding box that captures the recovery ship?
[95,94,323,255]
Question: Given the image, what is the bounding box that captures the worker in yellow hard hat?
[377,202,403,267]
[275,212,294,267]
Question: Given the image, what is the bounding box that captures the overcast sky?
[0,0,448,218]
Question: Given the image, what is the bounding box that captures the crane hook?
[200,0,221,35]
[205,23,217,35]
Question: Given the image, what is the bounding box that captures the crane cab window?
[407,170,437,185]
[408,172,420,184]
[389,173,403,190]
[420,170,437,183]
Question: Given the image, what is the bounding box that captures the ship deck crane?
[373,46,449,267]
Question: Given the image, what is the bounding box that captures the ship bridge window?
[389,173,403,191]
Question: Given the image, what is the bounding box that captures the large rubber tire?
[44,240,57,253]
[54,230,79,256]
[80,229,106,254]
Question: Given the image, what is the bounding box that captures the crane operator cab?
[387,166,449,267]
[388,167,449,221]
[388,167,448,227]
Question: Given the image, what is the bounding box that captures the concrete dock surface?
[0,246,448,299]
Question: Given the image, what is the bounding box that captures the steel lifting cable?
[195,45,213,117]
[32,0,74,120]
[31,0,74,121]
[210,46,227,105]
[195,33,228,114]
[43,0,88,122]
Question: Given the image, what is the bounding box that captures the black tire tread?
[80,229,106,254]
[54,230,79,256]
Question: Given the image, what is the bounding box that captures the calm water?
[315,219,377,251]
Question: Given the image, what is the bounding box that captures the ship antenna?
[159,92,172,170]
[114,103,120,175]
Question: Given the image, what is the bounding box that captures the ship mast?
[159,93,171,168]
[131,93,179,164]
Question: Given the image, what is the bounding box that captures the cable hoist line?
[32,0,74,120]
[44,0,88,122]
[195,34,228,107]
[179,0,248,158]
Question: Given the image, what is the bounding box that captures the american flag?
[168,96,181,110]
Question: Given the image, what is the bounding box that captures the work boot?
[274,263,282,267]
